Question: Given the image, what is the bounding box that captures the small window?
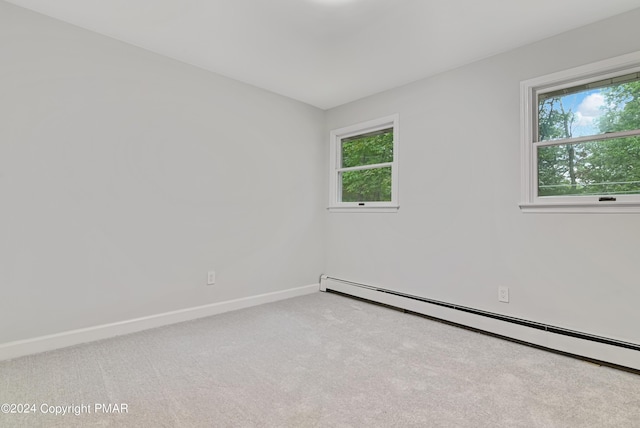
[520,52,640,213]
[329,115,399,212]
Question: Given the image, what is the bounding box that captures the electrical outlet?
[207,271,216,285]
[498,286,509,303]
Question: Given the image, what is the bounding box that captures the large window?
[521,52,640,213]
[329,114,399,212]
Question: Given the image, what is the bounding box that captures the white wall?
[324,9,640,347]
[0,2,325,344]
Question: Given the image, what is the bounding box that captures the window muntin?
[329,115,399,211]
[520,52,640,212]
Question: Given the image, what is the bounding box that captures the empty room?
[1,0,639,426]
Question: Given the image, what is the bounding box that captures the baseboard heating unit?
[319,275,640,373]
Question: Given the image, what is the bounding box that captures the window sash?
[534,129,640,148]
[534,69,640,144]
[520,51,640,212]
[339,166,393,203]
[535,136,640,198]
[538,71,640,101]
[337,162,393,173]
[341,127,393,143]
[533,78,640,199]
[329,114,399,211]
[532,146,640,202]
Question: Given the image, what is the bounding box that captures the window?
[520,51,640,213]
[329,114,399,212]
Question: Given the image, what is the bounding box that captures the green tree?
[537,79,640,196]
[583,80,640,195]
[537,98,581,196]
[341,130,393,202]
[598,81,640,133]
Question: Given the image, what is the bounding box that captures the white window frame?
[328,114,399,213]
[520,51,640,213]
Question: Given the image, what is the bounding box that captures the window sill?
[327,205,400,213]
[519,202,640,214]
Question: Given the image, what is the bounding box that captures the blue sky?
[558,89,604,137]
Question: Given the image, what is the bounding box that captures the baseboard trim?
[0,284,319,362]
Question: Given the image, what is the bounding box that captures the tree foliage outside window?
[537,78,640,197]
[329,114,398,210]
[340,130,393,202]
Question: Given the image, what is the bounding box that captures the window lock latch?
[598,196,617,202]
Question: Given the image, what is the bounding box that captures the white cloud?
[575,93,605,126]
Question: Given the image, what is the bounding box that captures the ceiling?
[5,0,640,109]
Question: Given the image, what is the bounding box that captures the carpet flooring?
[0,292,638,427]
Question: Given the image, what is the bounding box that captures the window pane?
[538,136,640,196]
[538,73,640,141]
[341,128,393,168]
[341,167,392,202]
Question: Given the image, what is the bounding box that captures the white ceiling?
[5,0,640,109]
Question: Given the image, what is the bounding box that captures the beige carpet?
[0,292,638,427]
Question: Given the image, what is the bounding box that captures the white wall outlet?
[207,270,216,285]
[498,286,509,303]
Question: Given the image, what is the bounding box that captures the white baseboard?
[0,284,319,362]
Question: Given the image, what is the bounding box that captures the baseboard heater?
[319,276,640,354]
